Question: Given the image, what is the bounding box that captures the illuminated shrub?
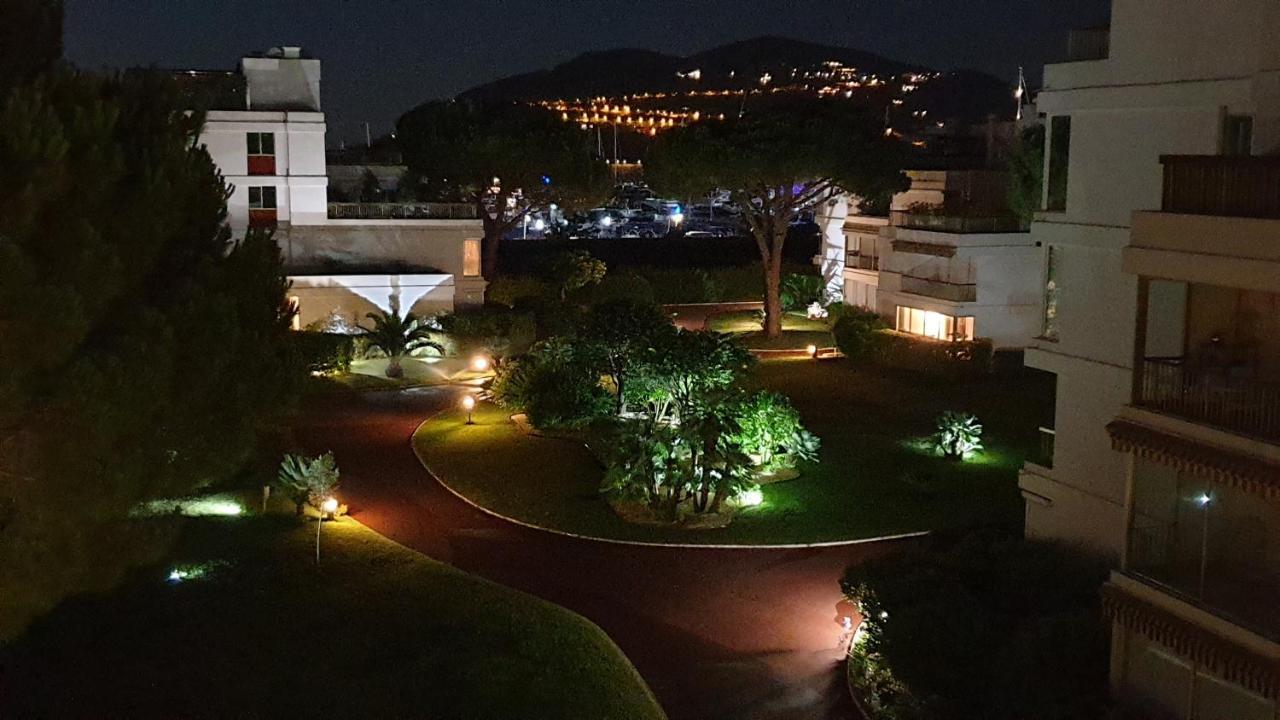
[932,411,983,460]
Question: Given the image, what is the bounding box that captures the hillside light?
[599,215,614,228]
[462,395,476,424]
[533,218,546,232]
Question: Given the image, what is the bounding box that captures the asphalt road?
[300,386,913,720]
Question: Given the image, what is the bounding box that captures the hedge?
[290,331,355,374]
[877,331,993,380]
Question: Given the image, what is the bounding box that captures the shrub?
[435,305,535,357]
[731,391,820,470]
[832,308,888,362]
[589,270,656,305]
[276,453,340,515]
[486,274,551,307]
[932,411,983,460]
[496,339,610,430]
[780,273,829,310]
[841,532,1111,720]
[878,332,993,379]
[289,332,355,375]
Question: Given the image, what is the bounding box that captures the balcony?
[891,211,1027,234]
[900,275,977,303]
[846,252,879,271]
[1137,357,1280,443]
[327,202,477,220]
[1065,26,1110,62]
[1160,155,1280,219]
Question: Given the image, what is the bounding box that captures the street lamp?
[462,395,476,424]
[316,496,338,564]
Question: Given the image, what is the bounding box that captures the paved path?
[300,387,909,720]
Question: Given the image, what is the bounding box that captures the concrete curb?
[410,401,930,551]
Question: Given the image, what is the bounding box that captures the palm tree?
[361,310,444,378]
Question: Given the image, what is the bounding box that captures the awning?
[1106,420,1280,501]
[1102,581,1280,700]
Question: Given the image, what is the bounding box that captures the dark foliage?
[289,332,355,375]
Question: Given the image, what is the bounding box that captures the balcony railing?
[1137,357,1280,442]
[1160,155,1280,219]
[327,202,477,220]
[1065,26,1110,62]
[846,252,879,271]
[890,211,1027,234]
[900,275,977,303]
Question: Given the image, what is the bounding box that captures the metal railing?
[1066,26,1110,62]
[1137,357,1280,442]
[899,275,977,303]
[327,202,477,220]
[1160,155,1280,219]
[890,211,1027,234]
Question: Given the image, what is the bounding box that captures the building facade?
[186,47,485,325]
[831,170,1041,349]
[1018,2,1280,716]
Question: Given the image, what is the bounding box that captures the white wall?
[281,221,483,282]
[289,274,454,329]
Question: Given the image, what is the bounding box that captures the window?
[1045,115,1071,211]
[1222,115,1253,156]
[248,186,277,228]
[247,132,276,175]
[248,186,277,209]
[1041,246,1060,340]
[895,306,974,341]
[463,238,481,277]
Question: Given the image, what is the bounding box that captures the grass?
[0,510,665,720]
[415,358,1052,545]
[707,310,835,350]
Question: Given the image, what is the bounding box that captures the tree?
[731,391,820,470]
[625,330,754,427]
[832,307,888,362]
[360,309,443,378]
[582,299,674,415]
[647,101,908,337]
[397,100,608,277]
[0,68,300,639]
[549,250,606,301]
[491,338,610,429]
[358,168,382,202]
[0,0,62,92]
[277,452,340,516]
[1005,125,1044,226]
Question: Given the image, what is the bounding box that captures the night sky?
[65,0,1111,144]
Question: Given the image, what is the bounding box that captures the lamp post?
[462,395,476,424]
[316,496,338,564]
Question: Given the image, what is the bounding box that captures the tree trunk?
[385,355,404,378]
[763,255,784,338]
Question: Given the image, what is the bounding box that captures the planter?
[606,496,737,529]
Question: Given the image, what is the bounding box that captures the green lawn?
[1,511,665,720]
[707,310,835,350]
[415,358,1051,545]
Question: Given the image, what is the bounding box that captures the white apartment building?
[1018,3,1280,717]
[181,47,485,326]
[829,170,1041,349]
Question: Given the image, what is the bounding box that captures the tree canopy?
[0,68,299,638]
[646,101,907,336]
[396,100,609,276]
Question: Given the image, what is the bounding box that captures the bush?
[731,391,820,470]
[276,453,341,515]
[832,308,888,362]
[878,332,993,379]
[435,306,535,357]
[289,331,355,375]
[493,339,610,430]
[780,273,829,310]
[841,532,1111,720]
[932,411,983,460]
[486,274,551,307]
[589,270,656,305]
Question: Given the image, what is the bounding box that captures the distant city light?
[599,215,614,227]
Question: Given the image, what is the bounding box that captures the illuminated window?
[896,306,974,341]
[463,238,481,277]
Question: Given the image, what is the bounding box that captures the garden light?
[533,218,546,232]
[1196,492,1213,507]
[462,395,476,424]
[316,496,338,564]
[807,344,818,359]
[599,215,614,228]
[321,496,339,516]
[471,355,491,372]
[739,487,764,507]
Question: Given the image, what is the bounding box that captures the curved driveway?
[300,387,913,720]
